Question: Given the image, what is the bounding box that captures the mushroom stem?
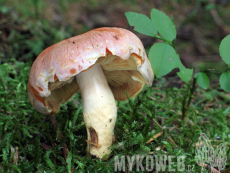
[76,64,117,159]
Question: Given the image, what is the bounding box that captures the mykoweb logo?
[114,154,187,172]
[114,133,227,172]
[195,133,227,172]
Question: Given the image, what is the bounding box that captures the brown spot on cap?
[38,87,43,91]
[54,74,58,81]
[78,65,83,70]
[113,35,119,40]
[28,83,39,95]
[28,83,47,107]
[34,93,47,107]
[70,68,76,74]
[106,48,112,55]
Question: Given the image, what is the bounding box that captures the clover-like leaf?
[150,9,176,42]
[219,35,230,67]
[148,43,179,78]
[177,67,193,83]
[195,72,210,89]
[174,57,193,83]
[125,12,157,37]
[219,72,230,92]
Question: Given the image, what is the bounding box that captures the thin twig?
[85,140,102,147]
[40,143,52,150]
[146,132,163,144]
[63,145,69,160]
[151,119,177,146]
[152,118,163,130]
[14,147,18,165]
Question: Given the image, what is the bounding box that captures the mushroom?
[27,27,154,159]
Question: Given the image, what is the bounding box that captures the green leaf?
[174,57,184,69]
[125,12,157,36]
[123,113,131,120]
[177,67,193,83]
[10,165,22,173]
[148,43,179,78]
[150,9,176,42]
[44,150,56,171]
[174,58,193,83]
[219,35,230,66]
[67,151,72,173]
[194,72,210,89]
[21,125,33,138]
[2,148,8,162]
[162,141,173,153]
[74,157,85,169]
[220,72,230,92]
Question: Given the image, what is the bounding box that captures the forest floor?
[1,0,230,172]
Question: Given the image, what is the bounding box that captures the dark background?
[1,0,230,72]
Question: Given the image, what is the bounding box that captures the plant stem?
[155,36,174,48]
[187,77,197,108]
[181,96,187,121]
[182,79,197,121]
